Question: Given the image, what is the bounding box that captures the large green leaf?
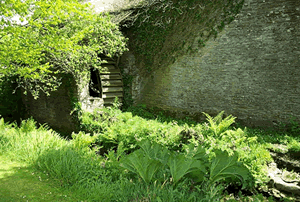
[120,149,162,184]
[138,140,170,166]
[209,150,252,189]
[184,145,208,182]
[167,153,205,185]
[121,141,208,185]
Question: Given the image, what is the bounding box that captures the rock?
[269,144,289,154]
[269,151,300,173]
[266,162,300,200]
[264,144,300,200]
[281,170,300,184]
[268,172,300,195]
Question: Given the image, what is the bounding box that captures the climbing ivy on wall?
[122,0,245,72]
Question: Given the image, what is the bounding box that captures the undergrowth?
[79,107,273,186]
[2,107,299,201]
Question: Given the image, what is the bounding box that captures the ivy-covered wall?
[121,0,300,127]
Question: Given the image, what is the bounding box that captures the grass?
[0,156,83,202]
[0,106,299,201]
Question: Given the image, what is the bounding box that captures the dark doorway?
[89,68,102,98]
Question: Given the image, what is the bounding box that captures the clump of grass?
[0,118,66,164]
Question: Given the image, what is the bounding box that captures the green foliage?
[288,116,300,135]
[245,125,300,155]
[278,116,300,136]
[71,131,98,152]
[2,110,287,201]
[0,118,65,163]
[194,112,272,185]
[79,108,272,186]
[168,152,205,185]
[138,139,171,166]
[104,141,127,175]
[120,140,253,190]
[0,117,222,201]
[0,0,127,98]
[125,104,197,125]
[80,107,188,152]
[203,111,236,137]
[125,104,159,119]
[121,149,162,184]
[36,145,103,187]
[287,139,300,152]
[208,150,252,189]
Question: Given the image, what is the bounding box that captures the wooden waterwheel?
[89,57,123,107]
[100,57,123,106]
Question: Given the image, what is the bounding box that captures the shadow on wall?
[0,76,27,125]
[21,74,79,137]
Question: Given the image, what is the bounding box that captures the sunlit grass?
[0,156,84,202]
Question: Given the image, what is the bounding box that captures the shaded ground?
[0,156,82,202]
[264,145,300,201]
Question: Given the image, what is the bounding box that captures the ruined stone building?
[23,0,300,133]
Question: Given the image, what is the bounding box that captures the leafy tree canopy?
[0,0,128,98]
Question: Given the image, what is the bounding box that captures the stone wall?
[22,75,79,135]
[78,71,105,113]
[123,0,300,127]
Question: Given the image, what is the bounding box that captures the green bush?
[0,107,280,200]
[199,112,273,185]
[79,107,189,152]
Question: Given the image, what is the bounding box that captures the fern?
[105,142,127,168]
[71,132,98,151]
[203,111,236,136]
